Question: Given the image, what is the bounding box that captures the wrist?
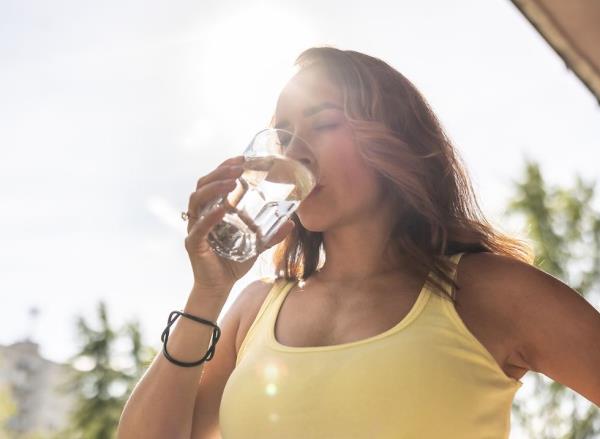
[184,284,231,319]
[191,281,234,297]
[161,311,221,368]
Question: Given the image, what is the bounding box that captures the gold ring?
[181,211,198,221]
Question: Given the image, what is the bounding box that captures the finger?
[187,178,237,227]
[187,200,229,236]
[263,219,295,250]
[196,162,245,191]
[199,155,245,189]
[218,155,245,167]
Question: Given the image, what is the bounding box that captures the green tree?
[503,160,600,438]
[57,301,156,439]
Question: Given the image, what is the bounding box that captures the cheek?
[304,133,379,204]
[295,165,382,231]
[337,148,377,193]
[321,161,381,216]
[324,135,361,179]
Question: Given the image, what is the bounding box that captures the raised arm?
[116,283,234,439]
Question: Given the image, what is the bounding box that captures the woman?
[118,47,600,438]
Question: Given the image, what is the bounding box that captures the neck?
[311,218,408,285]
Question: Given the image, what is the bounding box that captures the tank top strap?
[449,251,466,265]
[427,251,466,300]
[447,251,467,288]
[235,276,295,367]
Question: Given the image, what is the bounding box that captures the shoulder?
[456,251,528,277]
[455,251,564,300]
[455,253,528,334]
[452,252,540,361]
[456,253,600,405]
[455,251,542,296]
[454,251,552,320]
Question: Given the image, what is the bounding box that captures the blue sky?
[1,0,599,370]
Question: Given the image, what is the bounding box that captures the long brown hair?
[270,46,533,302]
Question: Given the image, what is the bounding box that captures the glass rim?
[253,127,313,149]
[244,127,319,181]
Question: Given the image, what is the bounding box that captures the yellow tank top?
[219,252,523,438]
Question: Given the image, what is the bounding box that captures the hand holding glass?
[199,128,318,262]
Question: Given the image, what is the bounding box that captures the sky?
[1,0,599,383]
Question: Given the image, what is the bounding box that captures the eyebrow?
[274,101,343,129]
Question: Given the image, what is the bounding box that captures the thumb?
[264,219,295,250]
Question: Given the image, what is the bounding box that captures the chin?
[295,211,328,233]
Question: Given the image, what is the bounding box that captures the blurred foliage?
[503,160,600,438]
[55,301,157,439]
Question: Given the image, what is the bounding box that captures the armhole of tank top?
[440,252,523,387]
[235,277,287,367]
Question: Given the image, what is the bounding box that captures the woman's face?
[273,67,387,232]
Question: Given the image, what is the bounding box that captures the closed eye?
[315,124,339,130]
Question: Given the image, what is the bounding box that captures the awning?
[510,0,600,104]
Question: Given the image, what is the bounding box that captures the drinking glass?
[199,128,318,262]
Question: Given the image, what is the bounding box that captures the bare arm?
[116,282,233,439]
[117,153,292,438]
[514,263,600,406]
[472,253,600,406]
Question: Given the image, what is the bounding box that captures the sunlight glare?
[197,5,316,147]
